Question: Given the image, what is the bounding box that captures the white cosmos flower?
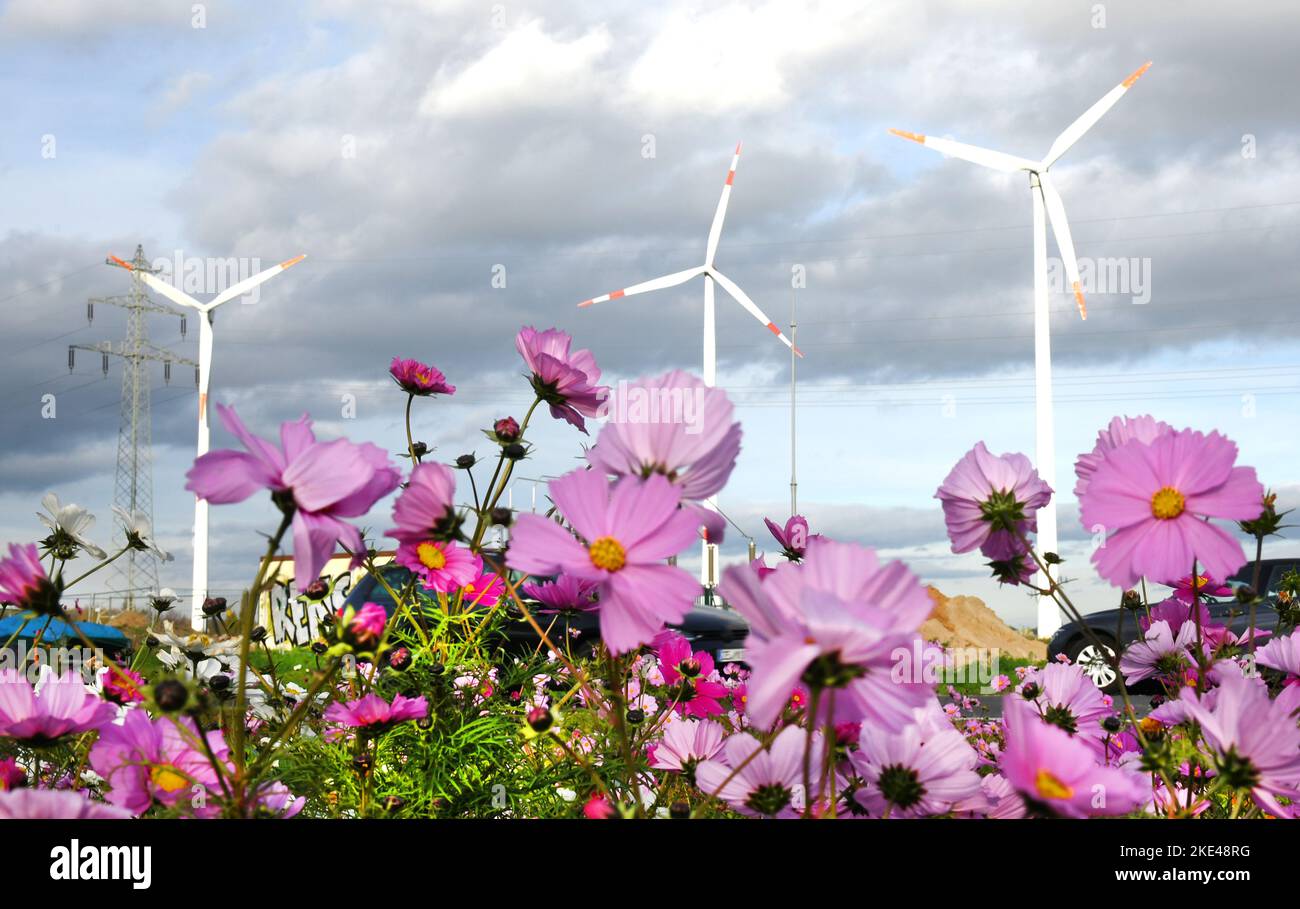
[112,506,173,562]
[155,622,240,661]
[37,493,107,559]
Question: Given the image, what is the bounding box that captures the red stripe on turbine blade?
[766,322,781,336]
[735,142,742,155]
[793,346,805,358]
[108,254,134,271]
[577,299,594,308]
[725,170,735,186]
[610,289,625,300]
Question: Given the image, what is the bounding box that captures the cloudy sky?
[2,0,1298,629]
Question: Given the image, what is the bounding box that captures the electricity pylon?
[69,245,196,608]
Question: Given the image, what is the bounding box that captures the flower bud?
[626,708,645,725]
[302,579,330,601]
[201,596,227,617]
[1121,589,1143,610]
[1101,715,1121,734]
[411,441,429,458]
[153,679,189,713]
[502,442,527,461]
[527,706,554,733]
[493,417,520,443]
[455,453,477,470]
[1020,682,1040,700]
[669,801,690,819]
[250,626,268,644]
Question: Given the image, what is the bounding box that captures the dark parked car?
[1047,558,1298,692]
[344,563,749,667]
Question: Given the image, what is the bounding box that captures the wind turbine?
[109,252,307,629]
[890,62,1150,637]
[577,144,802,588]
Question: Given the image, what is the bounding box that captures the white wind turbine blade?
[207,254,307,308]
[577,265,706,308]
[708,268,803,357]
[888,129,1038,173]
[1042,62,1151,169]
[705,142,742,266]
[1037,174,1087,320]
[109,254,204,310]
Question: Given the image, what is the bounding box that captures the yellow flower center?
[150,765,189,794]
[1150,486,1186,520]
[588,536,627,572]
[417,542,447,571]
[1034,768,1074,801]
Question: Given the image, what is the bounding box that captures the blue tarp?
[0,614,130,648]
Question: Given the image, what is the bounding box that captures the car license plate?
[717,648,745,663]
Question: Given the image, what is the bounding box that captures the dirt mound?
[921,587,1046,662]
[101,609,154,646]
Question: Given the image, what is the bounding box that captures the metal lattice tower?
[69,245,196,608]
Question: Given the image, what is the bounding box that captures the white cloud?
[0,0,185,39]
[420,19,611,118]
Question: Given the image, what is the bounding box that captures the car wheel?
[1065,635,1120,693]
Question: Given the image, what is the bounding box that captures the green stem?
[62,546,130,590]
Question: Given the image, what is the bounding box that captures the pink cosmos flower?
[339,602,387,649]
[461,567,506,609]
[0,788,132,820]
[323,692,428,734]
[850,714,982,818]
[388,462,460,544]
[0,670,116,742]
[1119,620,1198,686]
[389,357,455,396]
[1074,415,1173,497]
[506,470,701,654]
[1256,631,1300,686]
[89,709,230,816]
[395,539,480,593]
[1025,663,1115,748]
[695,726,827,818]
[587,370,740,501]
[1180,670,1300,815]
[0,543,60,615]
[186,406,401,587]
[516,326,608,433]
[654,632,728,718]
[649,719,725,782]
[999,695,1147,818]
[100,666,146,706]
[1077,428,1263,588]
[718,538,934,730]
[521,575,598,614]
[935,443,1053,561]
[0,758,24,790]
[764,514,818,561]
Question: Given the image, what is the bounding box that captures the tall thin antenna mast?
[69,245,195,608]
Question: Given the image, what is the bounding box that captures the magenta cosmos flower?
[388,462,461,544]
[0,670,116,743]
[764,514,819,561]
[1180,670,1300,815]
[695,726,828,818]
[999,695,1146,818]
[1078,428,1262,588]
[1024,662,1116,748]
[0,543,61,615]
[1074,415,1173,497]
[89,709,229,816]
[521,575,598,614]
[395,540,480,594]
[719,538,934,731]
[389,357,455,396]
[0,788,131,820]
[506,470,701,654]
[587,370,740,501]
[850,713,982,818]
[1171,573,1233,604]
[338,602,387,649]
[187,405,401,587]
[654,632,728,718]
[516,326,608,433]
[323,692,428,734]
[935,443,1053,561]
